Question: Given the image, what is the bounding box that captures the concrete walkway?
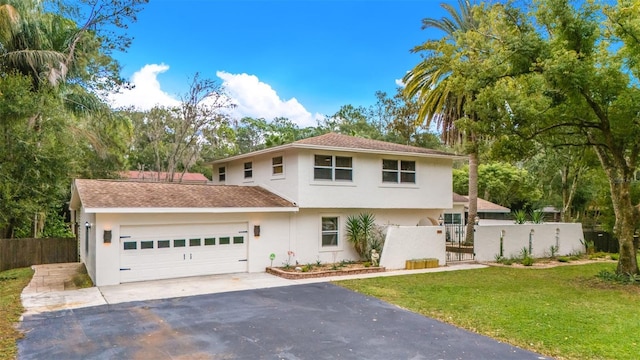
[21,262,487,317]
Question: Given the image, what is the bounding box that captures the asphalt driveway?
[19,283,547,360]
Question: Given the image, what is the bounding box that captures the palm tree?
[0,1,68,87]
[403,0,480,244]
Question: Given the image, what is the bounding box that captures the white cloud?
[107,64,180,110]
[216,71,323,128]
[395,78,405,87]
[107,65,323,128]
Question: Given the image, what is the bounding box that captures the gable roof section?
[211,133,462,164]
[71,179,297,213]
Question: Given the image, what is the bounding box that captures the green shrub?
[610,253,620,260]
[557,256,570,263]
[512,209,527,224]
[522,256,535,266]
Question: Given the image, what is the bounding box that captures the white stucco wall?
[87,212,293,286]
[296,150,452,209]
[216,149,453,210]
[288,209,443,266]
[474,223,585,262]
[379,226,446,269]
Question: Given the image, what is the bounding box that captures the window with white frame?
[444,213,463,225]
[218,166,226,182]
[382,159,416,183]
[244,162,252,179]
[314,155,352,181]
[272,156,284,175]
[321,217,339,247]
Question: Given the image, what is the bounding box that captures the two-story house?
[71,133,458,286]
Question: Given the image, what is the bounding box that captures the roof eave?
[83,206,299,214]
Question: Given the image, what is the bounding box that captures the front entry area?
[119,223,248,283]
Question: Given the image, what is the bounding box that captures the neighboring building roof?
[452,192,511,213]
[210,133,462,164]
[452,192,469,204]
[120,171,209,183]
[541,205,561,214]
[71,179,297,213]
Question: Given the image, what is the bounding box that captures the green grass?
[337,263,640,360]
[0,267,33,360]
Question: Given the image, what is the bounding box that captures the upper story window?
[244,162,253,179]
[218,166,226,182]
[272,156,284,175]
[314,155,352,181]
[382,159,416,184]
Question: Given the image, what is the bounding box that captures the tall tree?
[464,0,640,274]
[129,74,235,180]
[403,0,480,243]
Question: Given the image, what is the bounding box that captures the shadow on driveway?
[19,283,548,359]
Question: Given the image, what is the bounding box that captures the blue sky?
[109,0,454,127]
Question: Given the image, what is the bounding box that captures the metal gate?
[445,224,475,262]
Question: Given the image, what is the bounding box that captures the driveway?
[19,283,548,360]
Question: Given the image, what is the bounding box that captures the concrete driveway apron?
[18,282,549,360]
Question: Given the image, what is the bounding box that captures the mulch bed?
[266,264,385,280]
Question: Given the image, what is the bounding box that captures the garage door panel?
[119,223,248,283]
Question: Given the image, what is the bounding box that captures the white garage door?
[119,223,248,283]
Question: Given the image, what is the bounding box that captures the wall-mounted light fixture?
[103,230,112,243]
[254,225,261,237]
[437,214,444,226]
[474,215,480,226]
[84,221,91,254]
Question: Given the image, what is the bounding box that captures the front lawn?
[338,263,640,360]
[0,267,33,360]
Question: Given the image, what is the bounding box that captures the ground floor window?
[321,217,339,247]
[444,213,463,225]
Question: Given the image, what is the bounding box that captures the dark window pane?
[219,237,230,245]
[382,159,397,170]
[244,162,252,179]
[382,171,398,183]
[219,173,226,181]
[174,239,186,247]
[158,240,170,248]
[141,241,154,249]
[401,161,415,171]
[233,236,244,244]
[123,242,137,250]
[322,233,338,247]
[322,217,338,231]
[314,168,332,180]
[314,155,332,167]
[335,156,352,168]
[400,172,416,183]
[335,169,352,181]
[189,238,201,247]
[273,165,283,174]
[272,156,283,165]
[204,237,215,246]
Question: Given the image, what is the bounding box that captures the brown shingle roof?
[120,171,208,183]
[210,132,459,164]
[74,179,295,209]
[293,133,453,156]
[452,193,511,213]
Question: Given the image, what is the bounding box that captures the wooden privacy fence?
[0,238,78,271]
